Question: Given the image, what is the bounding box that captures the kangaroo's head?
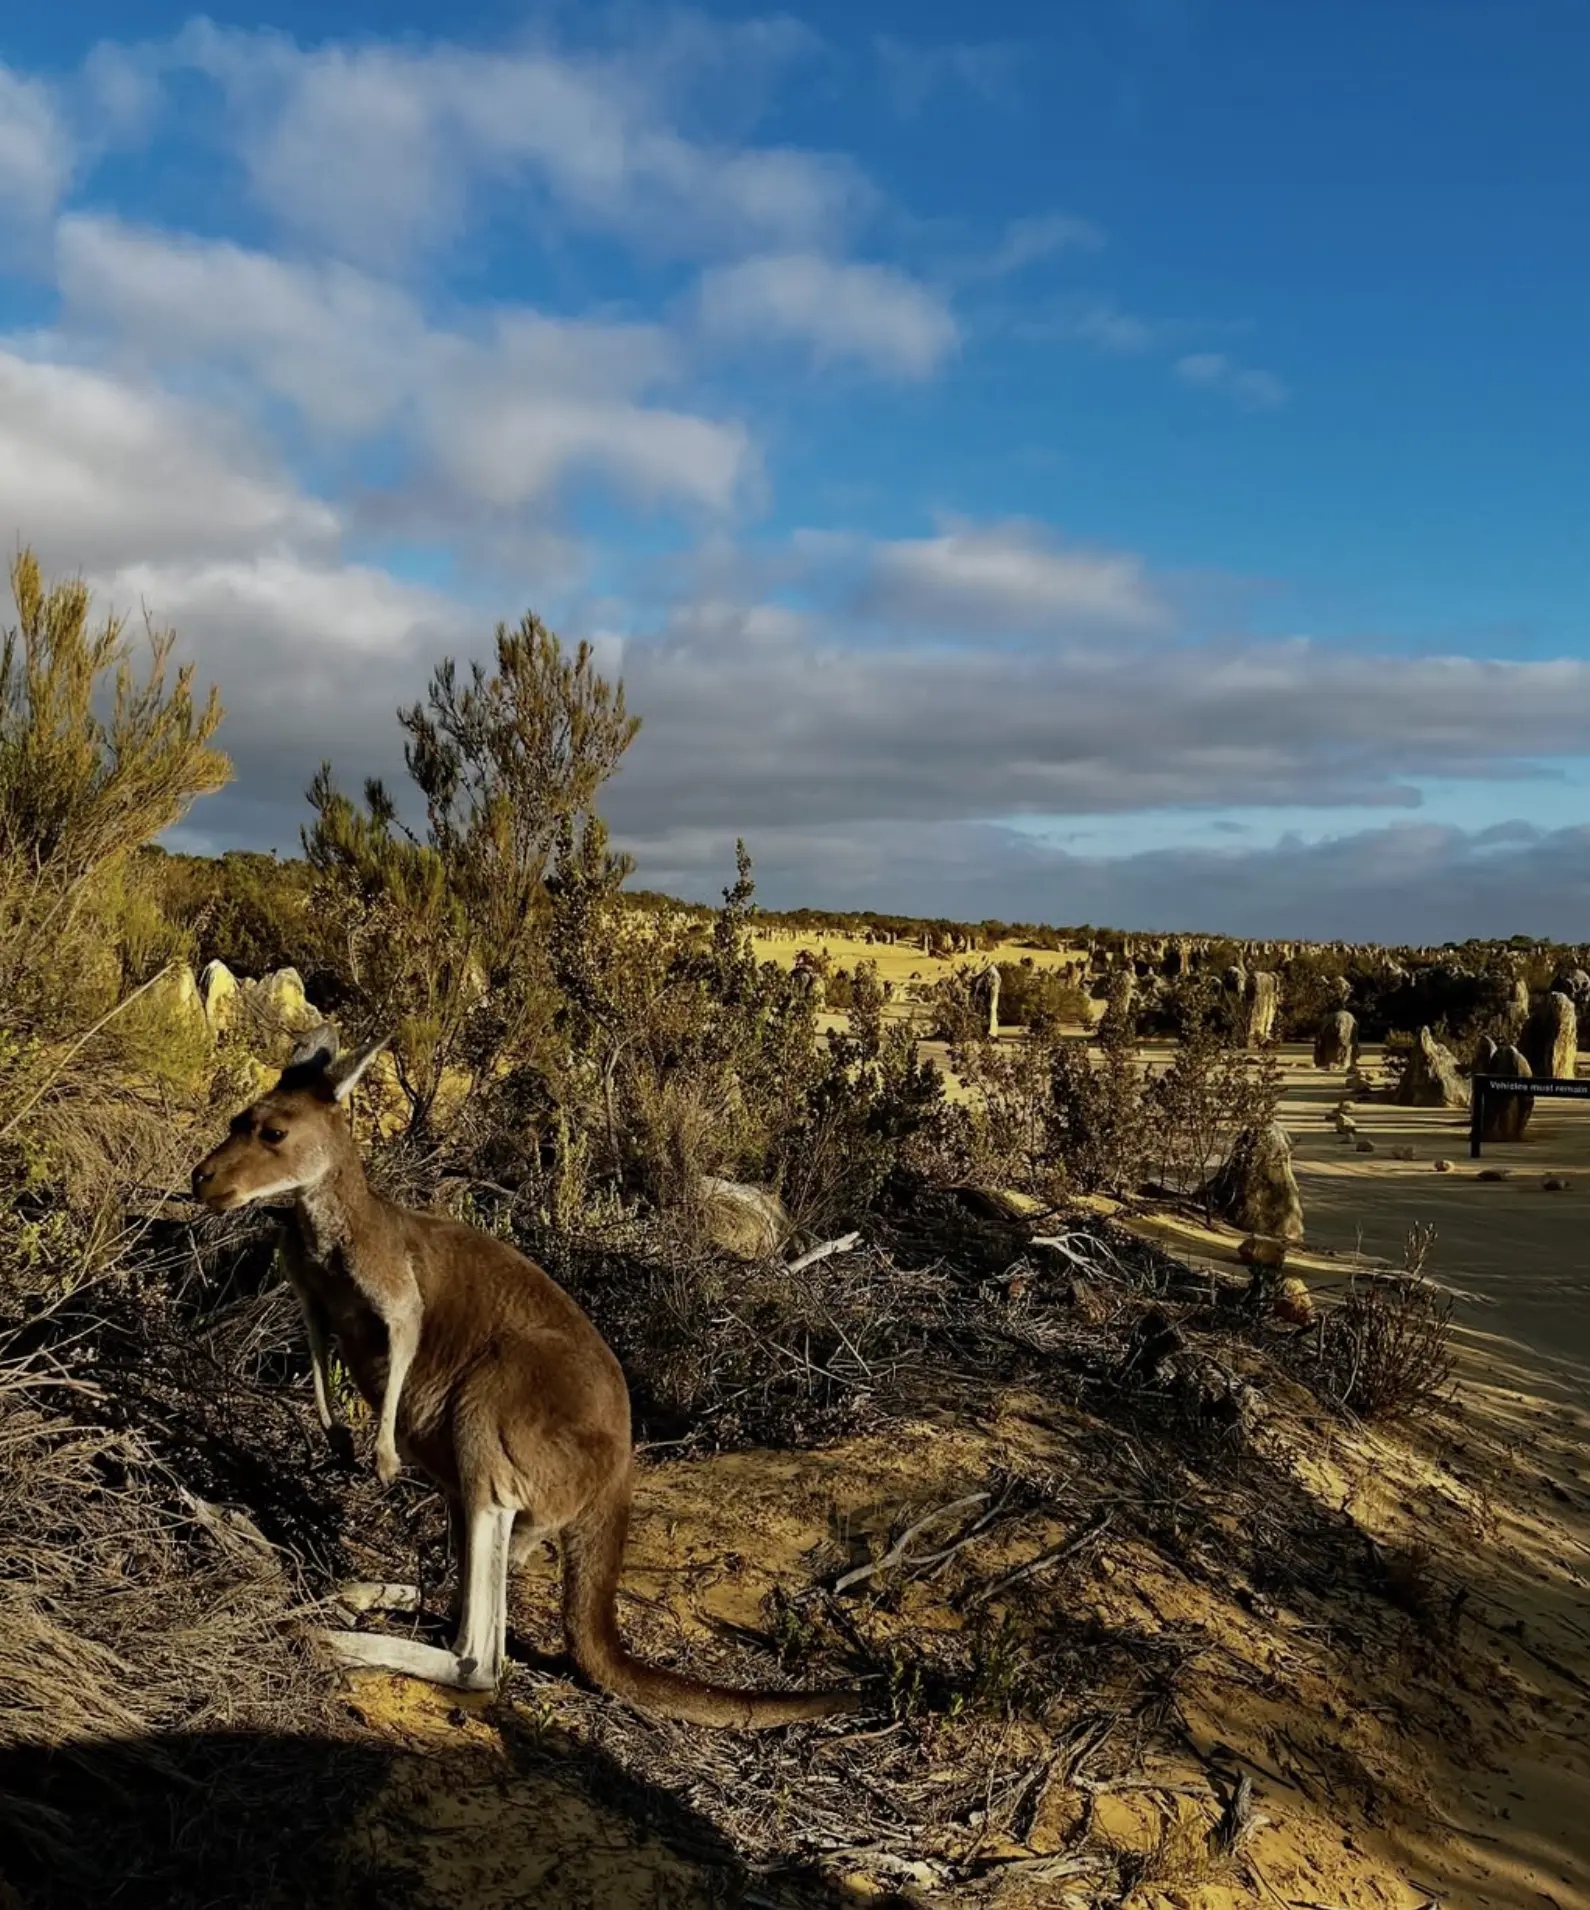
[191,1026,389,1212]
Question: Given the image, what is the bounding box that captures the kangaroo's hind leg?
[452,1499,515,1688]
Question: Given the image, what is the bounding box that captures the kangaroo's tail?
[560,1468,861,1729]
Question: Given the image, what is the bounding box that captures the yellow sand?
[329,1017,1590,1908]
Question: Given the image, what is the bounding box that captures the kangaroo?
[197,1031,419,1489]
[191,1027,861,1727]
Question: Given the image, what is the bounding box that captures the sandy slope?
[324,987,1590,1909]
[1129,1044,1590,1909]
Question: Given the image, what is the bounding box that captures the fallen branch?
[832,1492,993,1595]
[787,1231,863,1274]
[966,1509,1115,1608]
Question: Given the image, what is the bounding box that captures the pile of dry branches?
[0,1317,372,1909]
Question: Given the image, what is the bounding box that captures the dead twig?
[832,1493,993,1595]
[786,1231,863,1273]
[966,1509,1115,1608]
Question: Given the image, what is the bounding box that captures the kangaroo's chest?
[286,1234,388,1359]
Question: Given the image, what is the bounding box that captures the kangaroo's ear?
[278,1024,340,1089]
[325,1034,392,1103]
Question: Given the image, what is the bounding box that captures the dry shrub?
[0,1354,350,1905]
[934,1033,1069,1201]
[1312,1275,1456,1422]
[524,1218,930,1449]
[1143,997,1282,1212]
[940,1016,1147,1200]
[927,965,989,1043]
[993,960,1090,1031]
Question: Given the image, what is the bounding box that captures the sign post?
[1469,1073,1590,1158]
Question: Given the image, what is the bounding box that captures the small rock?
[1433,1159,1454,1172]
[1390,1146,1416,1161]
[1355,1139,1376,1154]
[1239,1235,1288,1270]
[1477,1167,1511,1182]
[1274,1276,1316,1327]
[1542,1176,1570,1192]
[698,1177,792,1259]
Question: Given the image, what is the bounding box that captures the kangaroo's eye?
[260,1126,288,1144]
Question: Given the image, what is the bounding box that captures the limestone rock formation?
[1505,975,1531,1033]
[1312,1009,1357,1071]
[146,962,209,1041]
[1557,968,1590,1007]
[1522,991,1577,1081]
[1102,970,1136,1028]
[1392,1026,1469,1110]
[968,963,1001,1038]
[1200,1121,1304,1244]
[253,967,318,1032]
[1477,1042,1533,1143]
[1241,970,1280,1046]
[790,965,827,1010]
[197,958,239,1031]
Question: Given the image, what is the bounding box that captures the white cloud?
[430,391,750,514]
[0,341,476,830]
[0,64,73,224]
[57,216,429,434]
[0,349,337,571]
[579,580,1590,940]
[983,212,1104,277]
[863,522,1168,631]
[697,252,958,378]
[55,216,753,514]
[1176,351,1288,409]
[1047,295,1164,354]
[874,36,1018,116]
[168,22,873,269]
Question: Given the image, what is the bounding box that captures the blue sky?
[2,2,1589,939]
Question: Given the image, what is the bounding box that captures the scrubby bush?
[0,551,229,1178]
[993,960,1091,1031]
[303,615,640,1134]
[941,1011,1147,1199]
[927,966,990,1043]
[1311,1275,1455,1422]
[1143,1000,1282,1211]
[1273,952,1352,1042]
[146,849,324,992]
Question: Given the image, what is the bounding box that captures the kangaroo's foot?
[374,1439,402,1487]
[318,1628,497,1692]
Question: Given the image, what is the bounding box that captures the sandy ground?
[324,967,1590,1909]
[1126,1043,1590,1910]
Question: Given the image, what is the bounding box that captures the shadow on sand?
[0,1718,902,1910]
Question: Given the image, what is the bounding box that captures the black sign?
[1469,1071,1590,1155]
[1477,1076,1590,1099]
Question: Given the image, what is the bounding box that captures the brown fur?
[192,1034,861,1729]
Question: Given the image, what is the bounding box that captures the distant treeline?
[141,846,1558,987]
